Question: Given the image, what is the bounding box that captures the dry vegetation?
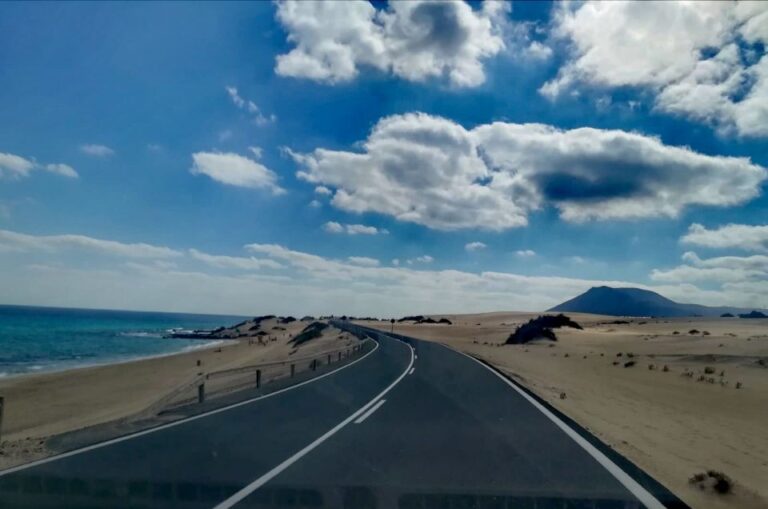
[359,312,768,509]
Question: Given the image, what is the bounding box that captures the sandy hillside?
[359,313,768,509]
[0,317,357,468]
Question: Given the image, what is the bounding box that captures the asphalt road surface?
[0,323,687,509]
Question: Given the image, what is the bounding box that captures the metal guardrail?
[137,336,374,419]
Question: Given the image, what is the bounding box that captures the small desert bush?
[689,471,733,494]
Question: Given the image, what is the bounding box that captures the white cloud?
[323,221,384,235]
[409,255,433,264]
[3,235,766,315]
[291,112,766,230]
[225,86,276,125]
[681,223,768,253]
[248,146,263,159]
[274,0,508,88]
[391,258,400,266]
[44,164,78,178]
[524,41,552,61]
[309,199,322,208]
[516,249,536,257]
[0,229,180,258]
[80,144,114,157]
[314,185,332,195]
[543,1,768,137]
[190,151,284,194]
[651,251,768,286]
[0,152,78,179]
[347,256,380,267]
[323,221,344,234]
[0,152,35,178]
[465,241,487,251]
[189,248,283,270]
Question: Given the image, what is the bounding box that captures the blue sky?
[1,1,767,316]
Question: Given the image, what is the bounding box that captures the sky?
[0,0,767,317]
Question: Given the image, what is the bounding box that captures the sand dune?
[360,313,768,509]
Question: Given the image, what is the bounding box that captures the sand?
[0,318,355,468]
[359,313,768,509]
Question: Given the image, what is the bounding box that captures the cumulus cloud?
[323,221,385,235]
[189,248,283,271]
[274,0,508,87]
[465,241,486,251]
[682,223,768,253]
[0,229,180,259]
[225,86,276,125]
[314,186,332,195]
[190,151,284,194]
[542,1,768,137]
[651,251,768,286]
[0,152,78,179]
[516,249,536,257]
[80,144,114,157]
[408,255,433,264]
[347,256,380,267]
[290,112,766,230]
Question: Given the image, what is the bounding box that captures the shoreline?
[0,338,232,381]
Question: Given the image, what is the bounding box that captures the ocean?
[0,305,246,378]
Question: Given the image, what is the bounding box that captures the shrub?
[398,315,424,322]
[689,329,700,334]
[290,322,329,346]
[689,471,733,494]
[505,314,581,345]
[704,366,716,374]
[624,361,636,368]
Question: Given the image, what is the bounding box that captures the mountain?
[549,286,764,317]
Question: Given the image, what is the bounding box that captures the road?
[0,324,687,508]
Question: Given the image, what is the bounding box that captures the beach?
[359,313,768,509]
[0,315,356,469]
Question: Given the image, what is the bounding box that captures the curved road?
[0,324,687,508]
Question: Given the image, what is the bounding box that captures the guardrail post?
[256,369,261,389]
[327,354,331,365]
[291,364,295,377]
[338,352,342,361]
[0,396,4,440]
[312,359,317,371]
[197,383,205,404]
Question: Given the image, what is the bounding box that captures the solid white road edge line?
[442,344,666,509]
[353,399,386,424]
[212,338,415,509]
[0,338,380,478]
[408,367,415,375]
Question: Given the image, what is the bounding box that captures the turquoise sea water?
[0,305,245,377]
